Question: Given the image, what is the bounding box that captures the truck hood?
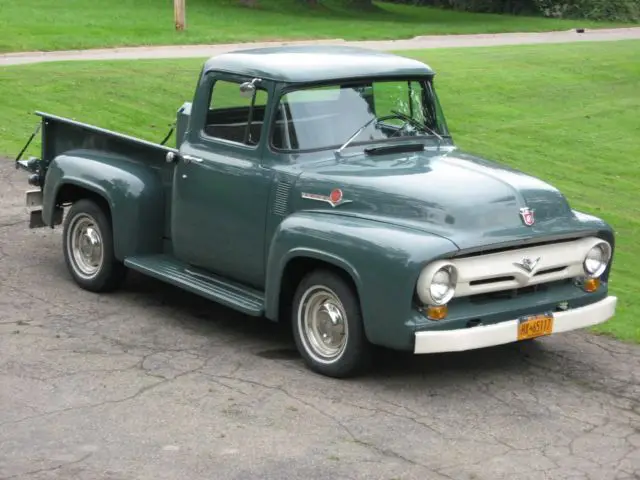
[292,148,594,251]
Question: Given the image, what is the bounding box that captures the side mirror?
[239,82,256,98]
[239,78,262,98]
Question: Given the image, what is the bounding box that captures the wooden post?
[174,0,186,31]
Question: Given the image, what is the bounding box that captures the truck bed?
[34,111,179,167]
[22,111,180,247]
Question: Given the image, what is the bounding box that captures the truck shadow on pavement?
[38,252,638,406]
[116,269,559,382]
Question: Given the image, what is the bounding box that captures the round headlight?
[583,241,611,278]
[430,269,453,303]
[417,262,457,306]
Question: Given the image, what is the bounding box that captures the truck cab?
[16,45,618,378]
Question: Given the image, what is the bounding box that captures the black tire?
[62,199,127,292]
[292,269,372,378]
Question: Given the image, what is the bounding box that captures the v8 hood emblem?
[513,256,541,273]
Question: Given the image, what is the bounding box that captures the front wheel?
[62,199,126,292]
[292,270,372,378]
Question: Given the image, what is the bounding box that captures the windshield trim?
[266,76,448,155]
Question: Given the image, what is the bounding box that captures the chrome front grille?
[468,265,569,286]
[466,279,572,305]
[449,236,604,299]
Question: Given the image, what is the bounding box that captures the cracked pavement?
[0,160,639,479]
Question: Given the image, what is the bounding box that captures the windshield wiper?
[390,109,444,145]
[334,113,413,159]
[335,111,445,159]
[335,116,380,158]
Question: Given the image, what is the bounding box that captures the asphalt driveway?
[1,160,639,479]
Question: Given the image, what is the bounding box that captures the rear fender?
[265,212,458,349]
[43,149,166,260]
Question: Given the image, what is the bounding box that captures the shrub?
[533,0,640,21]
[383,0,640,20]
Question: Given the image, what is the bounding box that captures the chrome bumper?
[414,296,617,354]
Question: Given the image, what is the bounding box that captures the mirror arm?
[244,88,258,145]
[239,78,262,144]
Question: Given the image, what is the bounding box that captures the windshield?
[271,79,449,152]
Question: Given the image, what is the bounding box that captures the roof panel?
[203,45,435,83]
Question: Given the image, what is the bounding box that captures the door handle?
[165,152,204,164]
[182,154,203,164]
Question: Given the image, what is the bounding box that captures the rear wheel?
[62,199,126,292]
[292,270,372,378]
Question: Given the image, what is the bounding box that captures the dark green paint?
[24,46,615,352]
[284,149,611,252]
[202,45,435,83]
[264,212,457,348]
[42,151,168,259]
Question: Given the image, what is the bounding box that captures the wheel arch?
[43,151,166,261]
[269,249,363,326]
[54,180,113,222]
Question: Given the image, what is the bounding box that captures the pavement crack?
[582,336,636,357]
[205,377,249,396]
[0,219,25,229]
[0,453,93,479]
[520,354,640,409]
[204,373,436,472]
[0,365,204,428]
[341,399,448,440]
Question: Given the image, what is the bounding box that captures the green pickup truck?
[16,45,617,378]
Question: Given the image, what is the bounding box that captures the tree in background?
[234,0,638,20]
[381,0,638,19]
[238,0,376,7]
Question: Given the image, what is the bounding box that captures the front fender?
[265,212,458,349]
[43,149,165,260]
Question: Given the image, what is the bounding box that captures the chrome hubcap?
[299,287,348,362]
[68,214,103,278]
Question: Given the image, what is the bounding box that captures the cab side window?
[204,79,268,146]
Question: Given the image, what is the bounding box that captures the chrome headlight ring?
[416,261,458,306]
[583,240,612,279]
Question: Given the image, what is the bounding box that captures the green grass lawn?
[0,0,633,53]
[1,40,638,343]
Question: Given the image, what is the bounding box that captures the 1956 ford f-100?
[16,45,617,378]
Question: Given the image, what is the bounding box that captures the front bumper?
[413,295,617,354]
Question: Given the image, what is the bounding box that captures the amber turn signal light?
[583,277,600,293]
[426,305,448,320]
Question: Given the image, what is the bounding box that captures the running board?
[124,254,265,316]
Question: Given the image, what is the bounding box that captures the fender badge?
[514,256,541,273]
[301,188,352,208]
[519,207,535,226]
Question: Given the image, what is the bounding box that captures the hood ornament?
[514,256,541,274]
[519,207,535,226]
[301,188,352,208]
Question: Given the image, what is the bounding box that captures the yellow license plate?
[517,313,554,340]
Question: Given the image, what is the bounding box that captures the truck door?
[170,72,273,289]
